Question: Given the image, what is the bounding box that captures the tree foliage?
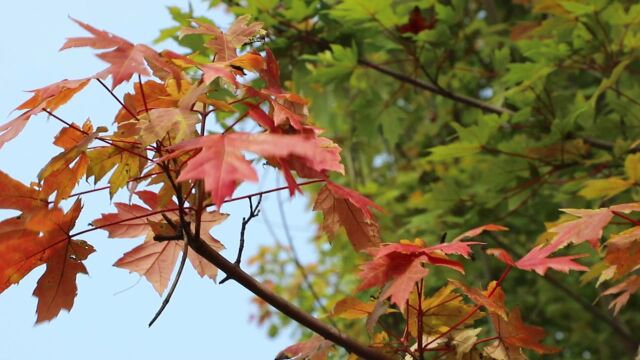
[1,0,640,359]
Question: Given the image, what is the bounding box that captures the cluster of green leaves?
[162,0,640,358]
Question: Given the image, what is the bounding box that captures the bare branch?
[220,195,263,284]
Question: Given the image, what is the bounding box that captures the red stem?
[44,109,153,163]
[204,179,325,208]
[422,266,513,350]
[417,280,424,359]
[68,207,188,239]
[612,211,640,226]
[96,78,140,121]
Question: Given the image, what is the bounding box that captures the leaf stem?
[423,266,512,350]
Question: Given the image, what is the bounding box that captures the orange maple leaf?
[0,174,94,323]
[1,78,90,149]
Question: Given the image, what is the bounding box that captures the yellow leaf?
[578,177,632,200]
[407,284,481,337]
[625,153,640,182]
[331,297,377,320]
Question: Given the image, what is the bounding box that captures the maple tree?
[2,1,640,360]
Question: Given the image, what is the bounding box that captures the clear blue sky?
[0,1,317,359]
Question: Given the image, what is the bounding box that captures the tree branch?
[359,59,640,154]
[358,58,513,116]
[220,195,262,284]
[187,235,395,360]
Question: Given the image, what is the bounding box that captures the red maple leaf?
[452,224,508,242]
[167,132,344,207]
[62,18,178,89]
[276,335,334,360]
[545,203,640,253]
[397,7,436,35]
[92,190,175,238]
[357,239,482,309]
[487,302,559,357]
[313,181,383,250]
[514,245,589,276]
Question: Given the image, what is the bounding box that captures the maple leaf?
[91,190,175,238]
[331,297,378,320]
[545,203,640,252]
[62,18,175,89]
[114,239,182,295]
[602,275,640,315]
[181,15,265,62]
[86,143,148,197]
[602,227,640,278]
[96,191,227,293]
[258,49,282,92]
[1,78,90,149]
[487,307,559,357]
[510,204,640,276]
[452,224,508,242]
[397,6,435,34]
[167,132,344,207]
[357,239,482,309]
[0,170,46,212]
[115,80,179,123]
[39,119,100,204]
[514,245,589,276]
[451,328,483,359]
[487,246,588,276]
[138,108,198,146]
[450,280,508,320]
[0,186,94,323]
[33,238,94,323]
[313,182,383,251]
[275,336,334,360]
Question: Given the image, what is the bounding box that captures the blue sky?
[0,1,318,358]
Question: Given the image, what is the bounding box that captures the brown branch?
[204,179,324,209]
[219,195,262,284]
[187,235,394,360]
[358,59,640,154]
[97,78,140,121]
[358,58,513,116]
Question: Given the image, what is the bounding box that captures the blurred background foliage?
[160,0,640,358]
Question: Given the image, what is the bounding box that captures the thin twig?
[147,163,192,326]
[43,109,152,162]
[148,231,189,326]
[97,78,140,121]
[220,195,263,284]
[358,58,513,116]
